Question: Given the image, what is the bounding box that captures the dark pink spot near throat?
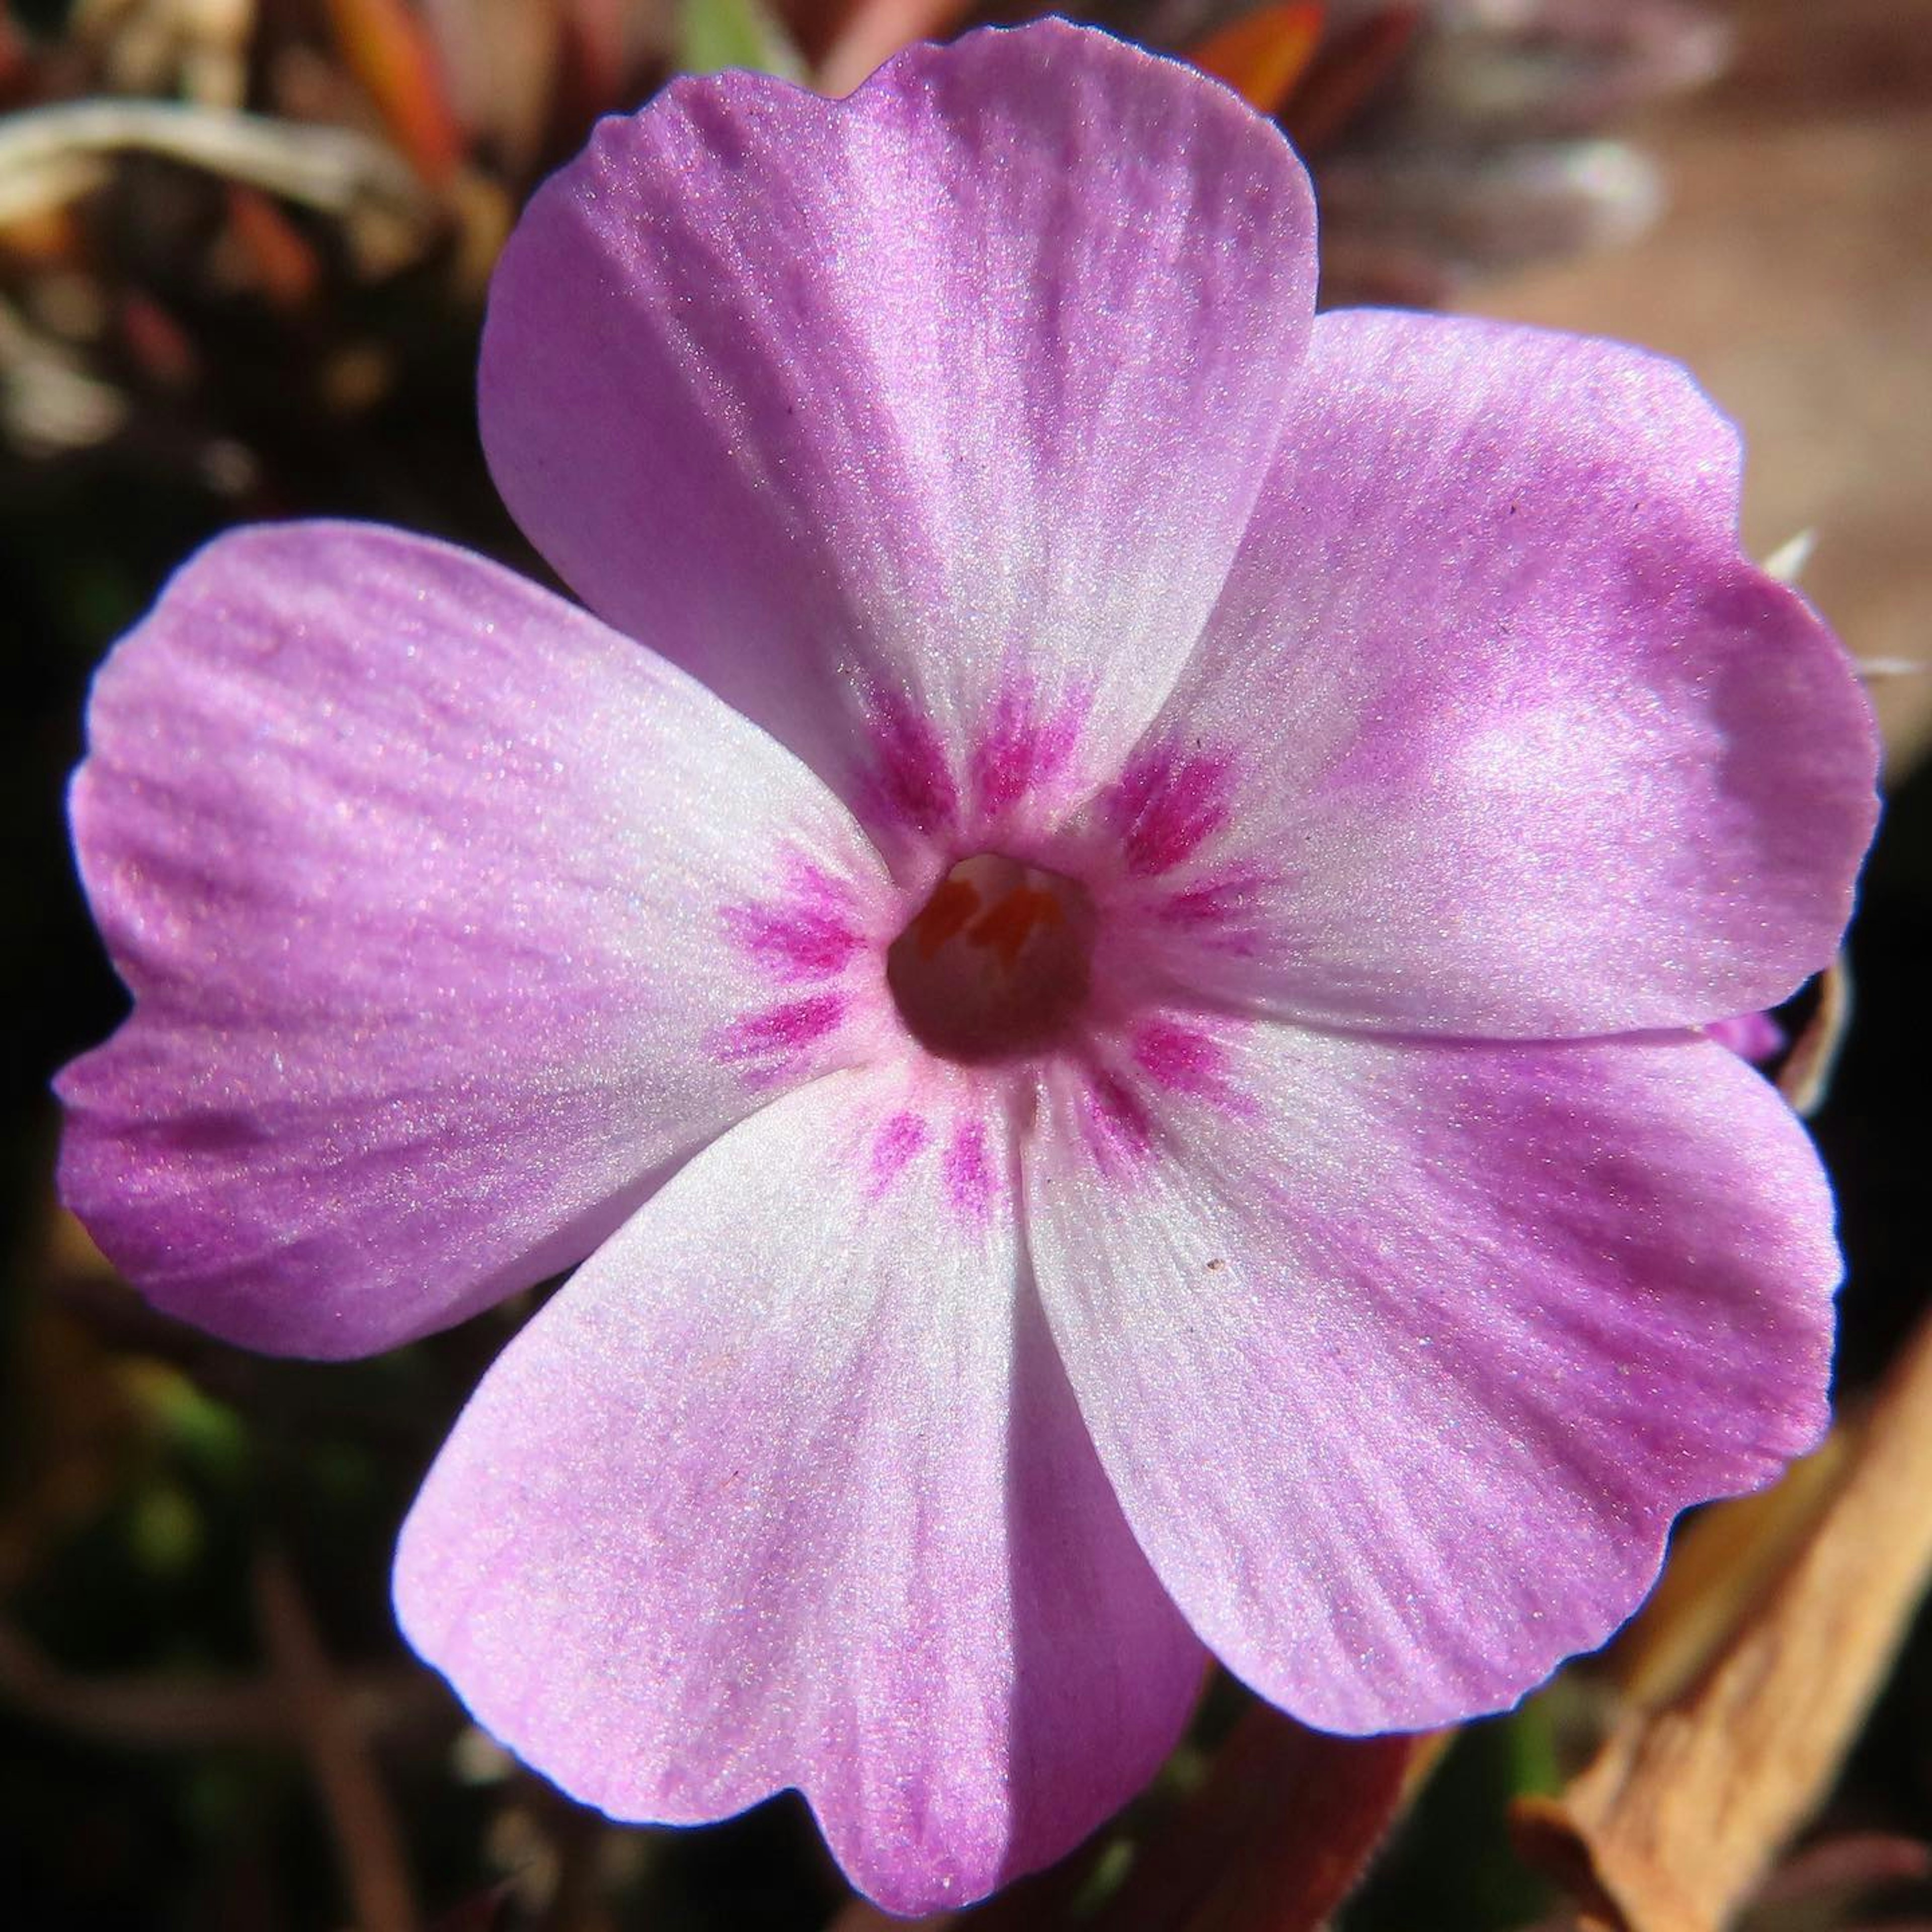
[857,686,957,835]
[970,684,1086,820]
[944,1120,997,1220]
[870,1110,930,1189]
[1110,746,1234,876]
[713,993,845,1068]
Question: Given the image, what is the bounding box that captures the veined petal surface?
[1025,1021,1839,1732]
[58,523,890,1357]
[480,22,1318,857]
[395,1071,1205,1915]
[1115,311,1878,1035]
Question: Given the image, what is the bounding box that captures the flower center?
[887,853,1096,1063]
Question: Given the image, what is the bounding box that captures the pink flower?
[1706,1009,1790,1064]
[57,21,1877,1916]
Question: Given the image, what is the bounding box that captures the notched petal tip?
[480,19,1320,823]
[55,517,884,1362]
[1029,1024,1840,1739]
[1136,308,1879,1037]
[394,1075,1206,1913]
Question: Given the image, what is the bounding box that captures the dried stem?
[1512,1306,1932,1932]
[0,1618,290,1747]
[1779,952,1854,1118]
[0,97,427,219]
[254,1550,422,1932]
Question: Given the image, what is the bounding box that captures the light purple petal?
[480,22,1317,856]
[1025,1021,1839,1731]
[395,1070,1205,1914]
[1706,1009,1787,1064]
[58,522,891,1358]
[1110,311,1878,1036]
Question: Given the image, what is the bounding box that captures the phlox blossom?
[56,21,1878,1915]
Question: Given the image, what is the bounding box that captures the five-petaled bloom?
[57,20,1878,1916]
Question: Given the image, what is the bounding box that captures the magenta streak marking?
[1156,869,1266,926]
[722,854,865,985]
[783,856,856,909]
[1153,871,1277,958]
[722,903,862,983]
[712,993,846,1065]
[942,1119,997,1222]
[857,688,957,834]
[1110,748,1234,877]
[870,1110,930,1192]
[970,685,1085,819]
[1083,1072,1152,1168]
[1132,1020,1242,1109]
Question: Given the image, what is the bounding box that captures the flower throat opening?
[886,853,1096,1064]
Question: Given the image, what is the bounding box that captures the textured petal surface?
[395,1071,1205,1914]
[59,523,891,1357]
[481,22,1317,857]
[1110,311,1878,1035]
[1025,1020,1840,1731]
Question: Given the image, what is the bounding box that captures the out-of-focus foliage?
[0,0,1725,499]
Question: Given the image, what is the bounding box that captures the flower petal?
[1111,311,1877,1035]
[395,1070,1205,1913]
[58,523,891,1358]
[1025,1020,1839,1731]
[480,22,1317,855]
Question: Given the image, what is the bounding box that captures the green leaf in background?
[1343,1709,1556,1932]
[678,0,808,81]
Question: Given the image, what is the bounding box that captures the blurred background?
[2,2,1928,1927]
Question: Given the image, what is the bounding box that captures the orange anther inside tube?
[968,887,1065,969]
[910,876,982,958]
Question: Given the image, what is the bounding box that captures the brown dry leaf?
[825,1704,1432,1932]
[256,1549,422,1932]
[1087,1705,1427,1932]
[815,0,974,97]
[1604,1430,1846,1716]
[1511,1306,1932,1932]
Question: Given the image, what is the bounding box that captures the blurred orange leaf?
[227,185,325,309]
[1282,5,1419,154]
[421,0,564,181]
[326,0,463,187]
[119,292,199,388]
[1188,4,1324,118]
